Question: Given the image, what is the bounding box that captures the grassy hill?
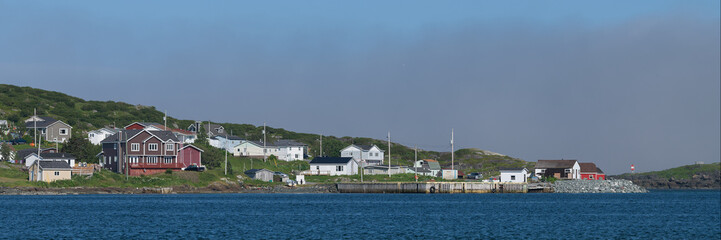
[0,84,529,176]
[613,162,720,180]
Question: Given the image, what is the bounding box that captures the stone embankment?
[553,180,648,193]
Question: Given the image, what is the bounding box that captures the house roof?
[38,160,72,169]
[342,144,384,152]
[215,135,244,140]
[40,152,75,160]
[579,163,600,173]
[310,157,353,164]
[100,129,179,143]
[499,167,528,172]
[536,160,578,169]
[206,123,225,135]
[274,140,306,147]
[180,144,204,152]
[16,148,56,160]
[100,129,144,143]
[172,128,195,135]
[244,168,272,174]
[25,116,59,128]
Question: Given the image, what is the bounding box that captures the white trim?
[148,143,158,151]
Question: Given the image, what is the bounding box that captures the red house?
[100,129,203,176]
[579,162,606,180]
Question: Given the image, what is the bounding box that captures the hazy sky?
[1,1,719,174]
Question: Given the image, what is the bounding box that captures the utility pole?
[164,111,167,129]
[117,130,122,177]
[360,151,364,182]
[224,135,228,175]
[263,122,267,162]
[451,128,454,171]
[388,131,391,177]
[319,134,323,157]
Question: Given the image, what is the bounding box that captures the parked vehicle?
[183,165,205,172]
[466,172,482,179]
[286,179,297,187]
[3,138,27,145]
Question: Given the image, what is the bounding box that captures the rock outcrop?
[553,180,648,193]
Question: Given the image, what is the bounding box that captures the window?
[164,157,173,164]
[114,144,117,150]
[129,157,138,164]
[511,175,516,180]
[539,169,546,173]
[589,175,594,180]
[148,143,158,151]
[295,154,299,159]
[59,128,68,135]
[565,169,571,173]
[166,144,174,151]
[336,166,344,171]
[89,133,95,138]
[147,157,158,164]
[131,143,140,151]
[55,172,60,176]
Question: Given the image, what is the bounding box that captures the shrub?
[165,169,173,175]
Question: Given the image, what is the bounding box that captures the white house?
[308,157,357,176]
[500,168,529,183]
[233,140,280,158]
[535,160,581,180]
[340,144,384,165]
[88,128,120,145]
[274,140,306,161]
[209,135,244,152]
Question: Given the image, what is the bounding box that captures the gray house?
[25,116,72,143]
[244,169,274,182]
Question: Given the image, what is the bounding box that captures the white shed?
[309,157,357,176]
[500,168,529,183]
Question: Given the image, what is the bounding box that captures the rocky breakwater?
[553,180,648,193]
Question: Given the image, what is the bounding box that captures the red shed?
[178,144,203,168]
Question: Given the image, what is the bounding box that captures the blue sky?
[1,0,719,174]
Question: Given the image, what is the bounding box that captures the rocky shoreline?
[612,174,721,189]
[553,180,648,193]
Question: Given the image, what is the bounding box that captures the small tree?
[1,143,11,161]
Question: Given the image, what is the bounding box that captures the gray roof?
[244,168,273,175]
[25,116,59,128]
[38,160,72,169]
[100,129,179,143]
[100,129,144,143]
[310,157,353,164]
[206,123,225,135]
[536,160,578,169]
[499,167,527,171]
[274,140,306,147]
[40,152,75,160]
[16,148,56,160]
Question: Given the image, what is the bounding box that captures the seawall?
[336,182,528,193]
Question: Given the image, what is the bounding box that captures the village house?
[186,121,201,133]
[99,129,202,176]
[413,159,442,176]
[579,163,606,180]
[308,157,358,176]
[233,140,279,158]
[244,169,274,182]
[25,116,72,143]
[534,160,581,180]
[23,152,75,169]
[15,148,57,166]
[205,123,226,137]
[340,144,384,165]
[29,160,72,182]
[500,168,529,183]
[273,140,307,161]
[209,135,244,152]
[88,127,120,145]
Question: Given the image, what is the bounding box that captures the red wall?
[178,147,202,167]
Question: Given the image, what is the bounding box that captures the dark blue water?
[1,190,719,239]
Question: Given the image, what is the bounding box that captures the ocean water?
[1,190,719,239]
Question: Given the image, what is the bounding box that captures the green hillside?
[0,84,529,175]
[613,162,720,180]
